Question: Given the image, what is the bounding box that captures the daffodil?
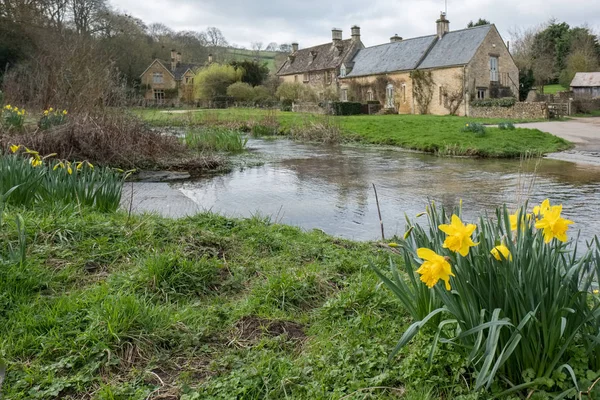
[43,110,49,116]
[10,144,20,153]
[29,158,42,167]
[533,199,551,218]
[509,211,531,232]
[439,215,478,257]
[535,205,573,243]
[404,226,414,239]
[491,244,512,261]
[67,163,73,175]
[76,162,83,170]
[49,107,54,112]
[4,104,11,110]
[62,110,68,115]
[593,289,599,295]
[416,248,454,291]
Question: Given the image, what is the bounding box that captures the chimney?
[170,49,177,70]
[176,52,182,67]
[291,42,299,53]
[436,13,450,39]
[390,34,403,43]
[208,54,213,64]
[351,25,361,42]
[332,28,342,46]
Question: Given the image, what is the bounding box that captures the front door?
[490,57,499,82]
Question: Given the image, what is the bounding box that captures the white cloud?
[109,0,600,48]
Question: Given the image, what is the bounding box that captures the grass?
[574,110,600,117]
[184,127,248,153]
[541,84,567,94]
[0,205,481,399]
[135,108,572,158]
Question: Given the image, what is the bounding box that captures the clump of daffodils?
[2,104,26,129]
[9,144,92,173]
[39,107,68,130]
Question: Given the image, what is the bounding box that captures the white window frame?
[153,72,163,84]
[153,89,165,103]
[367,90,374,101]
[477,88,486,100]
[490,56,499,82]
[341,89,348,102]
[385,84,394,108]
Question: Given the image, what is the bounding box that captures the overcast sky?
[109,0,600,49]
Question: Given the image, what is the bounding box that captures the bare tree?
[68,0,107,35]
[202,26,228,47]
[265,42,278,52]
[251,41,263,60]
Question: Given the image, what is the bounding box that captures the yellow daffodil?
[388,242,399,248]
[4,104,11,110]
[24,147,39,155]
[416,248,454,291]
[67,163,73,175]
[76,162,83,170]
[87,161,94,169]
[49,107,53,112]
[491,244,512,261]
[43,110,49,116]
[439,215,478,257]
[30,158,42,167]
[509,211,531,232]
[535,205,573,243]
[62,110,68,115]
[404,226,414,239]
[13,107,18,112]
[533,199,551,218]
[593,289,599,295]
[416,212,427,217]
[10,144,20,153]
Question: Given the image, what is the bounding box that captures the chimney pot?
[351,25,361,42]
[436,12,450,39]
[170,49,177,70]
[332,28,343,46]
[390,34,403,43]
[291,43,299,53]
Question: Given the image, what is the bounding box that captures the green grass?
[0,206,479,399]
[541,84,567,94]
[134,108,572,158]
[184,127,248,153]
[574,110,600,117]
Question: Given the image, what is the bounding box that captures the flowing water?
[176,138,600,242]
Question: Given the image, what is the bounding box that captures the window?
[153,89,165,103]
[477,88,487,100]
[385,84,394,108]
[325,71,332,85]
[303,73,309,83]
[294,75,298,82]
[367,90,374,101]
[490,56,499,82]
[341,89,348,102]
[153,72,163,84]
[402,84,406,103]
[439,86,443,105]
[340,65,347,78]
[185,77,193,84]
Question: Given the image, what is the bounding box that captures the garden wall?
[292,102,328,114]
[469,102,549,120]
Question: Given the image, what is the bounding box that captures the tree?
[226,82,254,101]
[275,82,315,102]
[202,27,228,47]
[265,42,278,52]
[467,18,491,28]
[278,43,292,53]
[194,63,242,99]
[251,41,263,60]
[230,60,269,87]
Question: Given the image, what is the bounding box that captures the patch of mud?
[233,316,306,343]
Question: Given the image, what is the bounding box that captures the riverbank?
[135,108,572,158]
[0,206,459,399]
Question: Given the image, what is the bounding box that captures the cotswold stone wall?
[292,102,328,114]
[469,102,549,119]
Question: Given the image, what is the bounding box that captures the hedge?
[331,102,362,116]
[470,97,516,108]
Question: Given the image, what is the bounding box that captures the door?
[490,57,499,82]
[386,84,394,108]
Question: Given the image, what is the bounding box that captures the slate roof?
[345,35,437,77]
[345,25,493,78]
[418,25,492,69]
[571,72,600,87]
[276,39,361,75]
[172,63,198,80]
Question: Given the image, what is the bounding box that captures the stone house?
[339,14,519,116]
[140,50,204,105]
[570,72,600,98]
[276,27,365,99]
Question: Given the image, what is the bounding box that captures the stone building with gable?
[276,26,365,99]
[339,14,518,116]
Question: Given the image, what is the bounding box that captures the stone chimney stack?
[170,49,177,70]
[291,43,299,53]
[436,13,450,39]
[390,34,403,43]
[332,28,342,46]
[176,52,182,67]
[351,25,361,42]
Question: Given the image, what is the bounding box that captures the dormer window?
[340,65,347,78]
[153,72,163,84]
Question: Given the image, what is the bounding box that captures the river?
[160,138,600,242]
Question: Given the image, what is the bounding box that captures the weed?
[461,122,486,136]
[184,128,248,153]
[498,121,516,130]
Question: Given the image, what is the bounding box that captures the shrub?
[38,108,68,130]
[331,102,362,116]
[184,128,247,153]
[2,105,25,129]
[280,99,293,112]
[252,85,274,105]
[226,82,255,102]
[461,122,486,136]
[498,121,515,130]
[470,97,516,108]
[372,201,600,397]
[194,64,243,100]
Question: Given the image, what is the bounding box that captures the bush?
[461,122,486,136]
[280,99,293,112]
[184,128,248,153]
[470,97,516,108]
[331,102,362,116]
[498,121,515,130]
[252,85,274,105]
[38,108,68,130]
[194,64,243,100]
[372,201,600,397]
[226,82,255,102]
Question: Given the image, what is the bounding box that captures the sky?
[109,0,600,49]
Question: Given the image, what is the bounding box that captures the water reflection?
[178,139,600,242]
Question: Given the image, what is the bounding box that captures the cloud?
[109,0,600,48]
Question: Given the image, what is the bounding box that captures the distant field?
[542,84,568,94]
[225,48,282,72]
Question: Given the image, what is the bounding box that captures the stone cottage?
[275,27,365,99]
[140,50,204,105]
[570,72,600,98]
[339,14,519,116]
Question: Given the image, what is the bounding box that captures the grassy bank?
[135,108,572,158]
[1,206,472,399]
